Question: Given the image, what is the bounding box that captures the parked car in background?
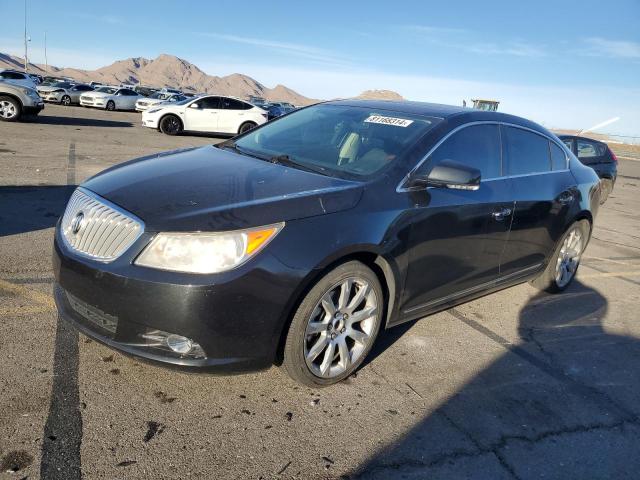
[265,104,287,120]
[89,81,105,87]
[0,69,38,89]
[270,101,296,111]
[0,80,44,121]
[134,85,159,97]
[160,87,182,95]
[41,76,73,86]
[142,95,268,135]
[80,86,142,111]
[29,74,43,84]
[558,135,617,203]
[135,92,187,112]
[54,101,600,385]
[38,82,94,105]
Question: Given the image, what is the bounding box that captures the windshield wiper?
[269,155,328,176]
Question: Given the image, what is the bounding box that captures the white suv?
[142,95,268,135]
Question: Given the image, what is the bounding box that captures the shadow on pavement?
[39,318,82,480]
[27,115,133,128]
[351,281,640,479]
[0,185,76,237]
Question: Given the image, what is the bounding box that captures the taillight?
[608,147,618,163]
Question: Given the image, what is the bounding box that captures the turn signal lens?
[135,223,284,274]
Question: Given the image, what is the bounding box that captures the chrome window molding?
[397,120,570,193]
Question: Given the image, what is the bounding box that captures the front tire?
[238,121,257,134]
[283,261,383,387]
[106,100,115,111]
[530,219,590,293]
[0,96,21,122]
[159,115,183,135]
[61,95,71,106]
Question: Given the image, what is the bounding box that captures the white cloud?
[198,33,350,66]
[401,25,547,58]
[70,13,124,25]
[582,37,640,59]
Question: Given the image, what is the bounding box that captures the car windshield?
[96,87,117,94]
[232,104,440,178]
[148,92,163,99]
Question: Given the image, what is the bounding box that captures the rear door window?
[577,139,607,164]
[549,142,567,170]
[198,97,221,109]
[221,98,252,110]
[422,124,502,179]
[504,127,550,175]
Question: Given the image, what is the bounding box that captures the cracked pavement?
[1,104,640,479]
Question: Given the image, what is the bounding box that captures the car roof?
[557,134,606,144]
[324,99,551,135]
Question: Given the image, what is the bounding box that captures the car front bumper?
[141,115,160,128]
[52,227,305,373]
[23,102,44,114]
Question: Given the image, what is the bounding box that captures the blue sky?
[1,0,639,136]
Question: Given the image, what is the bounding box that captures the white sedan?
[142,95,268,135]
[79,87,142,111]
[135,93,188,112]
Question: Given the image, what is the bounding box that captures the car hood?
[37,86,64,93]
[81,145,363,231]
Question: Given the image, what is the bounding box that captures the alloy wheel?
[62,96,71,106]
[304,277,378,378]
[162,116,180,134]
[0,100,18,119]
[555,227,584,288]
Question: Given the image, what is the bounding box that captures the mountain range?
[0,52,404,105]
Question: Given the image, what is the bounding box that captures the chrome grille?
[60,188,144,261]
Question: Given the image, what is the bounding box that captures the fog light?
[167,334,193,354]
[140,329,206,358]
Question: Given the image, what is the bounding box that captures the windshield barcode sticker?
[364,115,414,127]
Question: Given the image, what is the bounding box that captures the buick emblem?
[71,212,85,234]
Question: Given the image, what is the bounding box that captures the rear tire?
[529,219,590,293]
[159,115,183,135]
[106,100,115,111]
[282,261,383,387]
[599,178,613,204]
[238,121,257,134]
[61,95,71,106]
[0,96,21,122]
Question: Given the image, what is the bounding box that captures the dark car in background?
[53,101,601,386]
[558,135,617,203]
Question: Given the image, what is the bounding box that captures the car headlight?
[135,223,284,274]
[147,107,163,114]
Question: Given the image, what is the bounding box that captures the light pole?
[23,0,28,73]
[45,32,48,75]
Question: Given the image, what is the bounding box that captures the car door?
[498,126,575,277]
[70,85,91,103]
[121,89,139,109]
[401,123,514,315]
[184,96,221,132]
[218,98,252,134]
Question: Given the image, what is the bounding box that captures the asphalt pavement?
[1,104,640,479]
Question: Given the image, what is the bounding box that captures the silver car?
[38,82,94,106]
[0,80,44,121]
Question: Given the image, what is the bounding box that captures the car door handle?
[558,191,574,204]
[491,207,512,221]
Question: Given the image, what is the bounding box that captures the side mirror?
[189,102,200,109]
[409,159,481,191]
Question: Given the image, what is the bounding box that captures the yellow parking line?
[0,278,56,310]
[579,270,640,279]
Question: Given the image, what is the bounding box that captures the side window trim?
[397,120,569,192]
